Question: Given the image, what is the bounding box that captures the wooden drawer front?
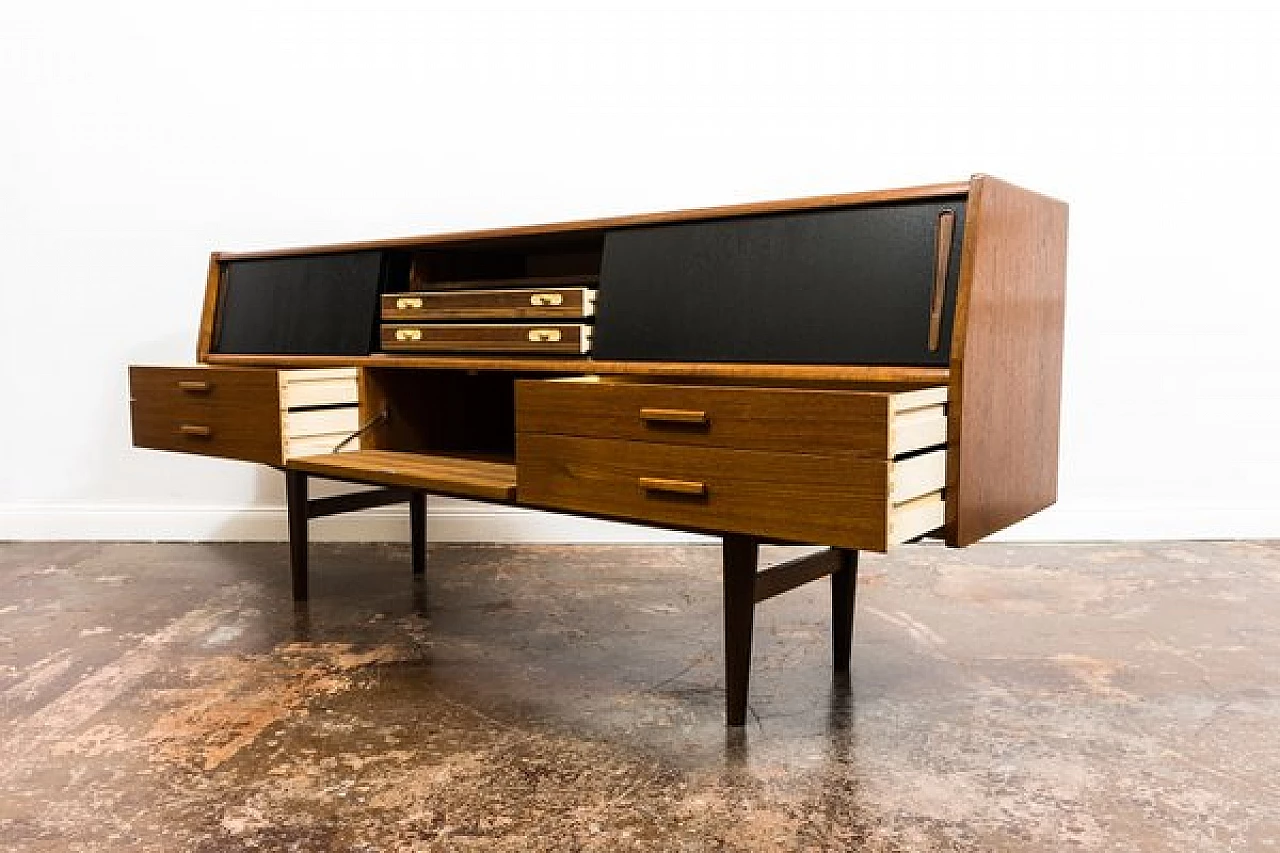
[518,435,948,550]
[382,323,592,355]
[517,379,947,458]
[382,288,596,320]
[129,366,283,465]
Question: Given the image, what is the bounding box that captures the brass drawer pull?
[640,408,710,426]
[530,292,564,307]
[179,424,213,438]
[177,380,211,393]
[928,208,956,352]
[528,328,562,343]
[395,296,423,310]
[639,477,707,497]
[394,328,422,342]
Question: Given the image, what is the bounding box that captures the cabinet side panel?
[947,176,1068,546]
[196,253,223,362]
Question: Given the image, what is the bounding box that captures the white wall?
[3,1,1278,543]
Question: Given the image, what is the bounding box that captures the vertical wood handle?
[928,209,956,352]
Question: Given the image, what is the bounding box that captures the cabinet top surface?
[215,179,975,261]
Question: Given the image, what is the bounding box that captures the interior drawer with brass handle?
[517,377,947,457]
[516,434,947,550]
[381,323,592,355]
[381,288,596,320]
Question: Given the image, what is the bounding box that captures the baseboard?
[0,501,1276,543]
[0,502,711,543]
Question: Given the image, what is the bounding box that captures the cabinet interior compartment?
[358,368,526,464]
[406,233,603,291]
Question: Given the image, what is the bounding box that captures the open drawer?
[515,378,948,551]
[129,366,361,466]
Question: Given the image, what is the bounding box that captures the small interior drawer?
[381,288,596,321]
[516,377,947,458]
[382,323,592,355]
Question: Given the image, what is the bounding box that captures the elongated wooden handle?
[179,424,213,437]
[928,209,956,352]
[639,408,710,426]
[177,380,211,393]
[639,477,707,497]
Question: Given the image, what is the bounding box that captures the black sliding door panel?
[214,251,387,355]
[593,200,966,365]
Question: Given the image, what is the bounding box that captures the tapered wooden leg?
[285,470,309,602]
[832,549,859,672]
[410,492,427,577]
[722,534,759,727]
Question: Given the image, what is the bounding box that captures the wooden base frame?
[721,537,858,725]
[282,469,859,726]
[284,470,427,602]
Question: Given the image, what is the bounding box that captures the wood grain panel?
[215,182,970,261]
[517,434,893,550]
[205,353,950,385]
[516,378,896,457]
[381,323,591,355]
[946,175,1068,545]
[129,365,283,465]
[381,288,594,320]
[196,253,222,362]
[287,450,516,502]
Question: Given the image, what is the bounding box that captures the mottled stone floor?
[0,540,1277,851]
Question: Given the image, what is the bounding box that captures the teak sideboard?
[129,175,1068,726]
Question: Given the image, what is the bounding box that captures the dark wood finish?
[206,353,951,385]
[359,368,518,460]
[752,548,840,603]
[946,175,1068,546]
[286,469,308,602]
[516,378,898,457]
[517,434,892,549]
[215,181,972,261]
[381,323,591,355]
[287,450,517,502]
[382,288,594,321]
[831,550,858,672]
[306,487,412,520]
[722,534,758,727]
[410,492,427,577]
[129,365,283,465]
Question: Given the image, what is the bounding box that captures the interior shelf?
[286,450,517,502]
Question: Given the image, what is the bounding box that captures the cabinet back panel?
[593,201,965,365]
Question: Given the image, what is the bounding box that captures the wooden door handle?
[639,408,710,426]
[928,209,956,352]
[179,424,213,437]
[639,477,707,497]
[177,380,211,393]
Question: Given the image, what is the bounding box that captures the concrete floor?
[0,540,1277,851]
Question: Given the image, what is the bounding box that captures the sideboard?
[129,174,1068,725]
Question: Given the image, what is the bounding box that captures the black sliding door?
[593,200,965,365]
